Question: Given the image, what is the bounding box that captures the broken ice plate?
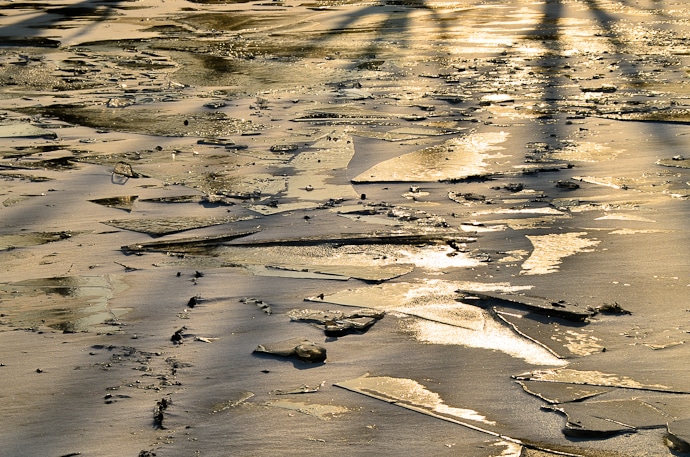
[351,132,508,183]
[89,195,138,212]
[120,230,260,254]
[545,398,669,438]
[457,290,593,322]
[265,399,348,420]
[0,231,75,250]
[105,215,255,237]
[250,264,413,282]
[517,380,611,404]
[512,368,681,393]
[494,308,603,358]
[336,373,495,427]
[287,308,384,336]
[254,337,327,363]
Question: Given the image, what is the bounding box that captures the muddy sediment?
[1,0,689,456]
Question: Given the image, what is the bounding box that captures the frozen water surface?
[0,0,689,455]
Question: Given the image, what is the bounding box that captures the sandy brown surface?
[1,0,689,456]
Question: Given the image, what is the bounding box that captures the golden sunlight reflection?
[396,246,482,271]
[403,305,567,366]
[338,374,496,424]
[521,232,600,275]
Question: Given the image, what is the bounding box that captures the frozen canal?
[1,0,689,455]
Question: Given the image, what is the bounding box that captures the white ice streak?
[406,306,566,366]
[521,232,600,275]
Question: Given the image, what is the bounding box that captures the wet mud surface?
[1,0,689,456]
